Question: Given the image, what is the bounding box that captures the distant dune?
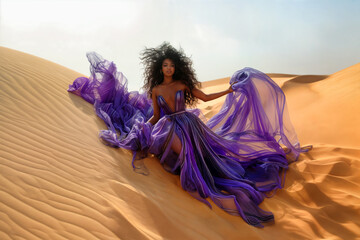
[1,46,359,240]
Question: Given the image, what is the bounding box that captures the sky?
[1,0,359,91]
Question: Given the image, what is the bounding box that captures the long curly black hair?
[141,42,201,106]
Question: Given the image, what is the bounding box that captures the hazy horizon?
[1,0,359,91]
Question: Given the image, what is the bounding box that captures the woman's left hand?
[228,84,234,93]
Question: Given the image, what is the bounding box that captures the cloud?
[1,0,359,91]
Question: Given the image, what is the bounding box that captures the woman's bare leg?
[171,134,182,155]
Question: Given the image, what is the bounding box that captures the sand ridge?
[0,46,359,239]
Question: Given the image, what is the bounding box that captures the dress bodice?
[157,90,186,115]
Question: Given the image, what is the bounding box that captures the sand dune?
[1,46,359,240]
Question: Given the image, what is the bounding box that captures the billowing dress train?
[68,52,311,227]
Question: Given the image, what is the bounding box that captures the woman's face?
[162,58,175,78]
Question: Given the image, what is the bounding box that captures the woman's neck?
[162,76,173,84]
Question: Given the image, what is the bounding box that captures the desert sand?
[1,46,359,240]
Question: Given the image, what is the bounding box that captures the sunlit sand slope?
[0,47,359,240]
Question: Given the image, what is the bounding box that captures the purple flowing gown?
[68,52,311,227]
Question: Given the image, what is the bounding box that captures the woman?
[68,42,311,227]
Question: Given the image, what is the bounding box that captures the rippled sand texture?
[1,46,359,240]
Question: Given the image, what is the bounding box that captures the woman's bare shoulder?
[176,82,190,91]
[151,86,159,96]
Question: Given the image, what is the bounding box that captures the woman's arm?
[192,85,233,102]
[147,88,161,125]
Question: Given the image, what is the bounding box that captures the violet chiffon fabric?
[68,52,311,227]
